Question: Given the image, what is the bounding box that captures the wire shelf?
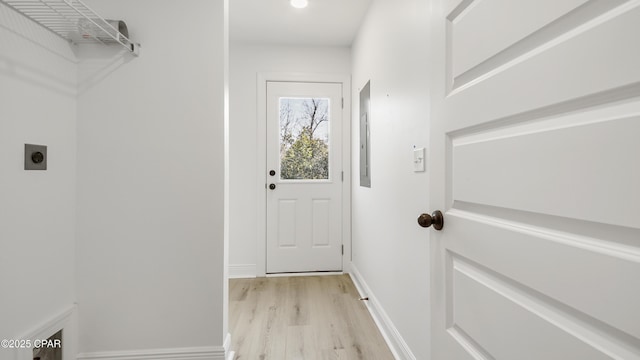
[1,0,140,55]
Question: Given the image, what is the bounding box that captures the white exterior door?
[429,1,640,359]
[266,81,343,273]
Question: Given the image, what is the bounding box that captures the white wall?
[351,0,431,358]
[0,3,77,357]
[229,44,351,276]
[76,0,228,355]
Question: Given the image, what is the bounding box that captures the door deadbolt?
[417,210,444,230]
[269,183,276,190]
[269,170,276,176]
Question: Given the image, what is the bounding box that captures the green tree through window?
[279,98,330,180]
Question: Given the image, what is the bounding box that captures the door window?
[279,97,330,180]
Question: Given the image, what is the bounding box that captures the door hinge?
[341,171,344,182]
[341,98,344,109]
[341,245,344,255]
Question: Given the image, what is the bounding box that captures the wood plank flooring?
[229,275,395,360]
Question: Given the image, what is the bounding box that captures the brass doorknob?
[417,210,444,230]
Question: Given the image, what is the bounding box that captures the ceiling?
[230,0,373,47]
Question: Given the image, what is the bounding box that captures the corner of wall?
[349,264,417,360]
[12,305,78,360]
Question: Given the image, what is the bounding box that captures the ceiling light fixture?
[290,0,308,9]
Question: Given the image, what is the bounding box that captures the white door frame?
[256,72,352,277]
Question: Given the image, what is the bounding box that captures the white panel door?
[429,0,640,359]
[266,81,343,273]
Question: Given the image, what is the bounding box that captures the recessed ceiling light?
[290,0,308,9]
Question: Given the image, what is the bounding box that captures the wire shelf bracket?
[1,0,141,56]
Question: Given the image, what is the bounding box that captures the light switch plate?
[25,144,47,170]
[413,147,425,172]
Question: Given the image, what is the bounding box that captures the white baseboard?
[223,333,234,360]
[266,271,343,278]
[228,264,256,279]
[349,264,416,360]
[77,346,227,360]
[77,334,232,360]
[14,304,77,360]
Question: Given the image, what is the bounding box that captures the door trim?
[256,72,352,277]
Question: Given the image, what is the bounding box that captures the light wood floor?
[229,275,395,360]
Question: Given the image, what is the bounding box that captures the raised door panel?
[452,105,640,229]
[312,199,331,247]
[277,200,298,248]
[446,0,640,130]
[451,256,627,360]
[450,0,589,82]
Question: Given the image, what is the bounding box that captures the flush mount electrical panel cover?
[360,81,371,187]
[25,144,47,170]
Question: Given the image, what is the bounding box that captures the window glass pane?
[279,97,330,180]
